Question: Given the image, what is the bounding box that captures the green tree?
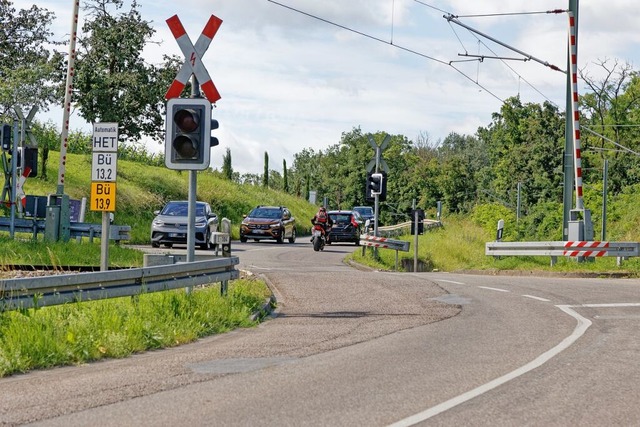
[0,1,64,117]
[263,151,269,187]
[283,159,289,193]
[73,0,182,146]
[477,97,564,214]
[222,147,233,180]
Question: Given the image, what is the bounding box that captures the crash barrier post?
[210,217,232,294]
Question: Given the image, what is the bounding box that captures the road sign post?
[165,14,223,268]
[90,122,118,271]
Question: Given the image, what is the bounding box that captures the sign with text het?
[92,123,118,152]
[91,122,118,212]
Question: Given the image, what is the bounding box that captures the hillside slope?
[16,151,320,243]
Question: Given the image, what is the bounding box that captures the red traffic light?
[174,109,200,133]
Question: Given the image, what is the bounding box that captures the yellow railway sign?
[90,182,116,212]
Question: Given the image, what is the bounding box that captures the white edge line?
[583,303,640,308]
[478,286,510,293]
[522,295,551,302]
[437,280,466,285]
[388,304,592,427]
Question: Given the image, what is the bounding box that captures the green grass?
[0,236,144,272]
[0,277,271,377]
[350,216,640,276]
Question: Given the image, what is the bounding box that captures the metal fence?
[376,219,441,237]
[0,257,238,311]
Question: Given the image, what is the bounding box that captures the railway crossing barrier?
[485,241,640,266]
[360,234,410,270]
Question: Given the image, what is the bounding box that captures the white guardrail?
[360,234,410,252]
[485,241,640,265]
[376,219,441,237]
[0,257,239,312]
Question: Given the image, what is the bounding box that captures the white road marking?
[437,279,467,285]
[522,295,551,302]
[388,304,593,427]
[478,286,510,293]
[582,303,640,308]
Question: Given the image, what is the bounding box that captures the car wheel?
[240,235,247,243]
[276,232,284,244]
[164,243,173,248]
[355,238,360,246]
[151,242,160,248]
[288,228,296,243]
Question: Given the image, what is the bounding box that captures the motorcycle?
[311,222,328,252]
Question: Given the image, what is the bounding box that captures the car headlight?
[152,219,164,227]
[195,220,206,228]
[269,222,281,229]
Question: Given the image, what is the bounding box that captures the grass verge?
[349,217,640,277]
[0,277,272,378]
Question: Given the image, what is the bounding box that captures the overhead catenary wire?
[444,14,566,74]
[450,9,568,19]
[267,1,640,158]
[266,0,504,103]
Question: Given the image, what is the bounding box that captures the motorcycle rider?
[311,206,333,242]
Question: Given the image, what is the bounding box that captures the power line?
[266,0,505,102]
[452,9,567,19]
[414,0,565,105]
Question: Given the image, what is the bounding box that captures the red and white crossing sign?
[165,14,222,103]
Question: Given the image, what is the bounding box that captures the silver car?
[151,201,218,250]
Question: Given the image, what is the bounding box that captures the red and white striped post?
[568,11,584,210]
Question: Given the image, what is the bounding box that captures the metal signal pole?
[562,0,579,240]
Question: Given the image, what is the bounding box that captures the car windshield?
[250,208,281,219]
[161,202,207,217]
[354,207,373,216]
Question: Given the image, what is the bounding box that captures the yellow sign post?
[91,122,118,272]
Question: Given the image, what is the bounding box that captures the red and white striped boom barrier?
[360,234,410,252]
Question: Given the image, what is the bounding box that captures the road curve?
[1,241,639,426]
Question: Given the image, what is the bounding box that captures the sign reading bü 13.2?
[90,122,118,212]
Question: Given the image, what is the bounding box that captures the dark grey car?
[151,201,218,250]
[327,210,361,245]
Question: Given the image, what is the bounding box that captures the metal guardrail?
[360,234,410,252]
[485,241,640,266]
[0,257,239,311]
[377,219,441,237]
[0,217,130,241]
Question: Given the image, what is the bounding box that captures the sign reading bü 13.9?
[90,123,118,212]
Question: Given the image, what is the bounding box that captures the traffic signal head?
[370,172,383,195]
[1,124,11,151]
[165,98,213,170]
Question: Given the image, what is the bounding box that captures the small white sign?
[91,152,117,182]
[92,122,119,152]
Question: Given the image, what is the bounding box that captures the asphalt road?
[1,241,639,426]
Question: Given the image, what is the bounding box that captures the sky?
[13,0,640,175]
